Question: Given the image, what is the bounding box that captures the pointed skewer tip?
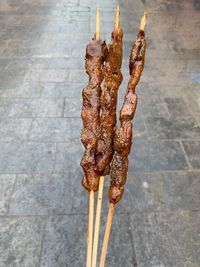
[140,12,147,31]
[96,8,100,40]
[114,4,120,30]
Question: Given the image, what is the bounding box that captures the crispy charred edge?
[109,30,146,204]
[96,28,123,176]
[80,38,108,192]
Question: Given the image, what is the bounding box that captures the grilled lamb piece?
[81,38,108,192]
[96,28,123,176]
[109,30,146,204]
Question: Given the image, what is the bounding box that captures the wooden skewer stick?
[99,203,115,267]
[92,7,121,267]
[114,4,120,30]
[91,176,104,267]
[140,11,147,31]
[90,9,102,267]
[86,191,95,267]
[96,8,100,40]
[99,11,147,267]
[86,9,101,267]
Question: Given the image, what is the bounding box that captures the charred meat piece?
[81,38,107,192]
[96,28,123,176]
[109,30,146,204]
[120,30,146,124]
[109,121,131,203]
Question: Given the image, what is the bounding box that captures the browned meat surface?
[81,38,107,192]
[109,121,131,203]
[96,28,123,176]
[109,30,146,204]
[120,30,146,124]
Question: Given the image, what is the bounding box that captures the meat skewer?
[99,12,147,267]
[81,9,107,193]
[92,7,122,267]
[96,5,123,176]
[80,9,107,267]
[109,12,147,205]
[91,173,104,267]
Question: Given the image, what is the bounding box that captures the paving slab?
[29,118,81,142]
[0,98,13,117]
[41,214,135,267]
[54,141,83,173]
[0,216,45,267]
[8,98,64,118]
[40,82,83,98]
[182,141,200,169]
[0,174,16,215]
[145,116,200,140]
[0,143,56,173]
[164,97,192,117]
[129,139,189,172]
[130,211,200,267]
[9,172,87,215]
[63,97,82,118]
[121,171,200,213]
[0,118,32,142]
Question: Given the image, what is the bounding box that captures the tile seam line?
[37,218,47,267]
[127,210,200,216]
[1,210,200,219]
[52,143,58,174]
[127,213,138,267]
[4,174,18,216]
[0,212,127,218]
[179,140,193,170]
[26,118,34,141]
[0,97,68,100]
[1,169,200,176]
[1,139,200,145]
[61,97,66,118]
[0,116,82,119]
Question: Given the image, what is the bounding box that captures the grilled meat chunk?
[109,30,146,204]
[81,38,107,192]
[96,28,123,176]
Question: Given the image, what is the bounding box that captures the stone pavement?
[0,0,200,266]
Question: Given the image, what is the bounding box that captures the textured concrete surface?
[0,0,200,266]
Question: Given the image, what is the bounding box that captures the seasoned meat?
[109,121,131,203]
[96,28,123,176]
[81,38,107,192]
[120,30,146,124]
[109,30,146,204]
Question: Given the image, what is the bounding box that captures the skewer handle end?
[86,190,95,267]
[99,203,115,267]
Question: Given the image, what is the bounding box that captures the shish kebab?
[80,9,107,267]
[81,12,107,193]
[96,5,123,176]
[92,6,123,267]
[99,12,147,267]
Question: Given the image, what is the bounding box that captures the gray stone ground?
[0,0,200,266]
